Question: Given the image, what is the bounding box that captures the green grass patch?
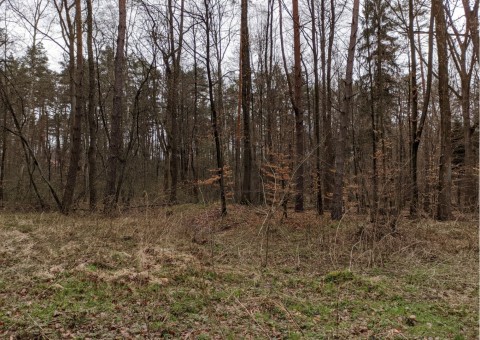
[0,208,477,338]
[324,270,355,284]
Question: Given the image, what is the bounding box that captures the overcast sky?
[1,0,471,76]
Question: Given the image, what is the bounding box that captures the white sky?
[1,0,472,78]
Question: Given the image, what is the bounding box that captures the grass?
[0,204,478,338]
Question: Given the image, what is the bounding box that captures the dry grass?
[0,204,478,338]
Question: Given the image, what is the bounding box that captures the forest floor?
[0,204,478,339]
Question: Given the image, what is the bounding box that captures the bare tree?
[0,2,8,204]
[292,0,305,212]
[321,0,336,211]
[163,0,185,204]
[411,7,434,216]
[203,0,227,216]
[433,0,452,220]
[309,0,323,215]
[462,0,479,61]
[62,0,84,213]
[408,0,419,217]
[445,2,478,210]
[331,0,359,220]
[240,0,252,204]
[105,0,126,212]
[86,0,97,210]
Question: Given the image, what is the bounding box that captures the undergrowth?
[0,204,477,338]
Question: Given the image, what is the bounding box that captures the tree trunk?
[331,0,359,220]
[320,0,334,211]
[410,8,434,217]
[460,69,474,209]
[324,0,336,211]
[0,79,6,204]
[240,0,252,204]
[408,0,419,217]
[445,3,477,211]
[364,27,379,222]
[86,0,97,211]
[265,0,274,162]
[204,0,227,216]
[292,0,304,212]
[191,26,199,202]
[105,0,126,212]
[433,0,452,220]
[462,0,479,61]
[62,0,84,213]
[310,0,323,215]
[164,0,183,204]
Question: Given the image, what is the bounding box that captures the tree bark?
[364,20,378,222]
[320,0,334,211]
[445,4,477,211]
[310,0,323,215]
[204,0,227,216]
[105,0,126,212]
[331,0,359,220]
[324,0,336,211]
[240,0,252,204]
[408,0,419,217]
[462,0,479,61]
[433,0,452,220]
[62,0,84,213]
[86,0,97,210]
[164,0,185,204]
[412,10,434,216]
[0,46,7,204]
[292,0,304,212]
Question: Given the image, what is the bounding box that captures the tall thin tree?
[292,0,305,212]
[309,0,323,215]
[408,0,419,217]
[331,0,359,220]
[411,8,434,216]
[105,0,126,212]
[433,0,452,220]
[62,0,84,213]
[86,0,97,210]
[240,0,252,204]
[204,0,227,216]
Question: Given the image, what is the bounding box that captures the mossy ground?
[0,204,477,338]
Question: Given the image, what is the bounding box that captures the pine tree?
[359,0,400,222]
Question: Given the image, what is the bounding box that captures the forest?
[0,0,478,338]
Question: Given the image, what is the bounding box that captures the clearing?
[0,204,478,339]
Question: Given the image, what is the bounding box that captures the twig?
[329,212,346,270]
[233,296,270,337]
[26,312,51,340]
[273,300,305,335]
